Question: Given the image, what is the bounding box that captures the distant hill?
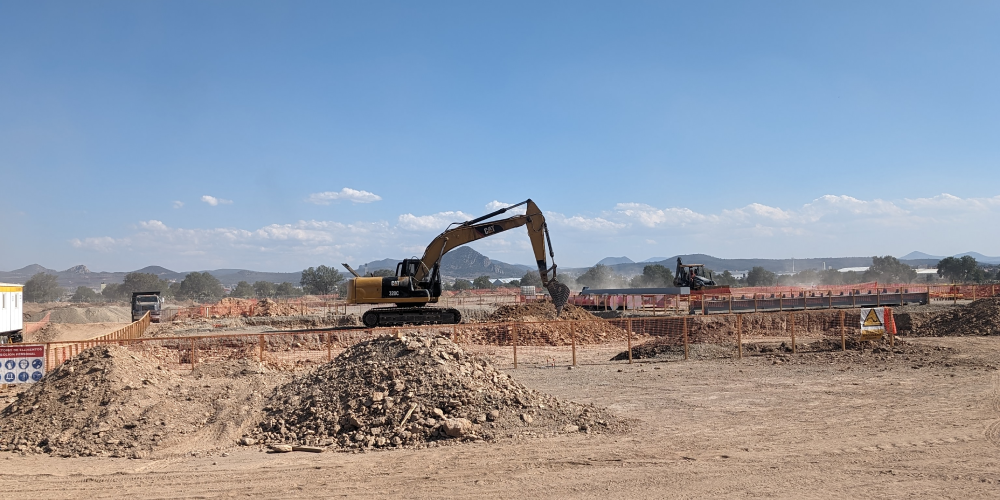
[353,247,531,280]
[565,254,881,276]
[901,251,944,260]
[597,256,634,266]
[642,257,669,262]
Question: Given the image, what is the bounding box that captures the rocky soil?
[459,303,634,345]
[920,298,1000,336]
[0,346,284,458]
[246,333,627,450]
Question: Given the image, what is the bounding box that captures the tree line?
[19,256,1000,304]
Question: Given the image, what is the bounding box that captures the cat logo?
[475,224,506,237]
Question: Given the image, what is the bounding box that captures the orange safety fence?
[35,309,903,374]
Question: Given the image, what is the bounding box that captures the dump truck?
[131,292,164,323]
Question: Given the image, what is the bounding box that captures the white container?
[0,283,24,336]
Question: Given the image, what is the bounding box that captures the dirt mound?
[214,298,306,317]
[463,303,632,345]
[255,298,302,316]
[246,333,626,450]
[921,298,1000,336]
[0,346,283,458]
[40,306,131,324]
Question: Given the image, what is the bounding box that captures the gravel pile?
[246,333,625,450]
[0,346,282,458]
[921,298,1000,336]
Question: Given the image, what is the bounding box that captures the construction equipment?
[342,199,570,328]
[673,257,718,291]
[131,292,163,323]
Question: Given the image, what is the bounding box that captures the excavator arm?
[414,199,570,312]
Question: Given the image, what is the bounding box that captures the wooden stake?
[790,313,796,354]
[840,310,846,352]
[190,337,197,369]
[326,332,332,361]
[737,314,743,359]
[627,318,633,364]
[571,321,577,366]
[259,334,265,362]
[512,323,518,369]
[683,317,689,360]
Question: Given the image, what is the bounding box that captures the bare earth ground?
[27,322,128,343]
[2,336,1000,498]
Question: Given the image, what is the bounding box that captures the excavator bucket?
[546,279,571,316]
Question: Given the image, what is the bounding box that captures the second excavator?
[342,199,571,328]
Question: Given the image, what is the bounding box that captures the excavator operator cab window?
[397,260,420,278]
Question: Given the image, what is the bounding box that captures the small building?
[0,283,24,343]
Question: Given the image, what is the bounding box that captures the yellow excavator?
[342,199,571,327]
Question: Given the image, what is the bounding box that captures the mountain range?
[2,249,994,289]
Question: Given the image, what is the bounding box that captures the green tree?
[519,270,542,288]
[472,275,495,289]
[230,281,254,298]
[819,269,844,286]
[300,265,344,295]
[253,281,276,298]
[639,264,674,287]
[177,272,225,302]
[714,270,740,287]
[937,256,982,283]
[275,282,303,298]
[23,273,64,302]
[864,256,917,283]
[451,278,472,291]
[371,269,395,277]
[70,286,101,302]
[577,264,615,288]
[120,272,168,296]
[101,283,123,301]
[746,267,777,287]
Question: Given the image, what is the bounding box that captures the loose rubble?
[0,346,283,458]
[246,333,626,450]
[920,298,1000,337]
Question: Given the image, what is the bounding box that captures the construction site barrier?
[38,309,900,374]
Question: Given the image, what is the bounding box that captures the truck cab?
[131,292,163,323]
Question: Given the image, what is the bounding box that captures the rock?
[562,424,579,433]
[443,418,473,438]
[240,437,256,446]
[521,414,533,424]
[269,444,293,453]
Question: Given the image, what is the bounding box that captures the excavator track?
[362,307,462,328]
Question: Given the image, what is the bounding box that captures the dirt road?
[2,337,1000,498]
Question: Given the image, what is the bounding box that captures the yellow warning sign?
[863,309,883,327]
[860,307,885,341]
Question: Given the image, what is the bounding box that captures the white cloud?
[171,201,184,209]
[201,195,233,206]
[484,200,528,215]
[307,188,382,205]
[397,211,474,231]
[67,193,1000,269]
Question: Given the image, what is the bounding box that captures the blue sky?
[2,1,1000,272]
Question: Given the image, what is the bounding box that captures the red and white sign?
[0,344,45,384]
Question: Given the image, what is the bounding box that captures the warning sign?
[0,344,45,384]
[860,308,895,341]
